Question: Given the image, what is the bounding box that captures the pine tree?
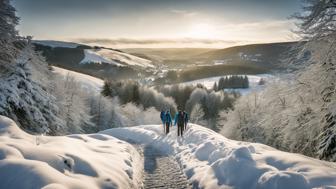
[0,0,19,74]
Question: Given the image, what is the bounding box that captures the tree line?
[213,75,249,91]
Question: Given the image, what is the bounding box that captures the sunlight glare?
[188,23,216,39]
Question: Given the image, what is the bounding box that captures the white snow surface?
[102,124,336,189]
[96,49,154,68]
[0,116,142,189]
[80,49,124,66]
[33,40,81,48]
[80,49,154,68]
[182,74,276,95]
[52,66,104,94]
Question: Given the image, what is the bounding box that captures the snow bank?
[0,116,143,189]
[80,49,124,66]
[102,124,336,189]
[33,40,81,48]
[52,66,104,94]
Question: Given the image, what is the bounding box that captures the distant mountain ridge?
[33,40,300,82]
[194,41,299,69]
[33,40,155,80]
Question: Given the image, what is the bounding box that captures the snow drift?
[0,116,142,189]
[102,124,336,189]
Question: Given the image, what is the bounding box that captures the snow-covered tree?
[292,0,336,161]
[293,0,336,39]
[52,73,93,133]
[0,0,19,74]
[190,103,205,125]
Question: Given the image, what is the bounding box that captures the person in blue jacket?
[174,109,185,137]
[160,110,166,133]
[165,110,172,134]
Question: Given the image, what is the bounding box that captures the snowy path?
[135,144,191,189]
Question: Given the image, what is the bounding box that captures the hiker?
[174,109,185,137]
[183,111,189,130]
[160,110,166,133]
[165,110,172,134]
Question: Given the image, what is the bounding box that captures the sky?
[12,0,302,48]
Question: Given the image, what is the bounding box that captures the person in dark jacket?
[174,110,185,137]
[160,110,166,133]
[165,110,172,134]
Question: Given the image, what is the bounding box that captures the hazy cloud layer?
[74,38,247,48]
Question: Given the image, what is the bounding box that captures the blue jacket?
[160,111,166,122]
[165,112,172,124]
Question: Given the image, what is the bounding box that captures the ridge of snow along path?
[0,116,142,189]
[101,125,336,189]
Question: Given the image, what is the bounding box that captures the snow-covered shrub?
[51,72,93,133]
[89,94,161,130]
[186,88,235,131]
[102,80,177,113]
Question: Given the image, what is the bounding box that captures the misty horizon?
[13,0,301,48]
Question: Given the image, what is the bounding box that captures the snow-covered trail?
[135,144,191,189]
[101,125,336,189]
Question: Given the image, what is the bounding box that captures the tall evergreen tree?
[0,0,19,74]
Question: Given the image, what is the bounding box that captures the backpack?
[177,112,184,125]
[160,111,165,120]
[165,113,171,123]
[184,112,189,122]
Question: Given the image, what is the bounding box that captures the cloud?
[170,9,198,17]
[74,38,246,48]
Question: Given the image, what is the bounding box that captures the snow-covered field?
[96,49,154,68]
[80,49,155,68]
[102,125,336,189]
[80,49,125,66]
[182,74,276,95]
[0,116,142,189]
[33,40,81,48]
[52,66,104,94]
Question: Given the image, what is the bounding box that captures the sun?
[188,23,215,39]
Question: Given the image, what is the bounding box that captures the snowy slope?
[0,116,143,189]
[33,40,82,48]
[182,74,276,95]
[97,49,154,68]
[52,66,104,94]
[80,49,154,68]
[80,49,124,66]
[102,125,336,189]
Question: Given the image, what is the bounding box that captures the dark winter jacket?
[174,111,184,126]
